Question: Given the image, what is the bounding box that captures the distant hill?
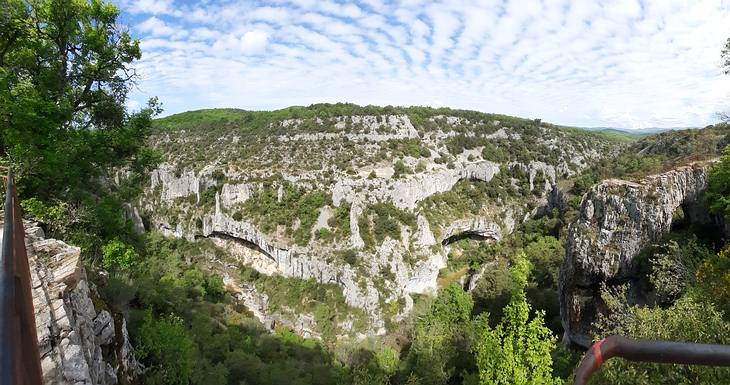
[583,126,686,135]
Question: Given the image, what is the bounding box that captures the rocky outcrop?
[121,203,145,233]
[202,195,446,334]
[331,160,500,210]
[279,115,419,142]
[441,217,502,245]
[0,219,141,385]
[559,161,718,347]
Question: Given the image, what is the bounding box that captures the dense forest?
[2,1,730,385]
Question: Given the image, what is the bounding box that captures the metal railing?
[573,335,730,385]
[0,169,43,385]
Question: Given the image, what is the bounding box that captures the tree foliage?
[722,37,730,75]
[135,310,195,385]
[706,147,730,217]
[594,294,730,385]
[473,254,561,385]
[101,239,137,270]
[0,0,158,199]
[404,284,475,385]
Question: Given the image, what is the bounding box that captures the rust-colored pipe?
[0,170,43,385]
[573,335,730,385]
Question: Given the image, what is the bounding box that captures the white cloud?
[240,30,270,55]
[121,0,730,128]
[136,16,176,37]
[125,0,176,15]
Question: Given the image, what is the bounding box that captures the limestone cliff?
[559,161,718,347]
[1,219,141,384]
[139,110,623,338]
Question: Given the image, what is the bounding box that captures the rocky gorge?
[131,110,625,339]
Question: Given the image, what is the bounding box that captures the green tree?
[722,37,730,75]
[405,284,475,385]
[135,310,194,385]
[0,0,158,199]
[706,147,730,217]
[101,239,137,270]
[473,254,561,385]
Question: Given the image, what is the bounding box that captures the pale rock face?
[509,161,557,192]
[280,115,419,142]
[121,203,145,233]
[486,128,509,139]
[442,217,502,244]
[150,164,201,203]
[142,159,508,338]
[332,161,500,210]
[219,183,254,209]
[349,200,365,249]
[207,196,383,329]
[221,273,323,339]
[194,188,450,334]
[414,215,436,248]
[559,161,718,347]
[312,206,333,233]
[5,222,142,385]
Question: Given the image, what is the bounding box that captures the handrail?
[573,335,730,385]
[0,170,43,385]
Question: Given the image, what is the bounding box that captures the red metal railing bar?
[0,170,43,385]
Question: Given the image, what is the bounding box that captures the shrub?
[205,274,226,301]
[419,146,431,158]
[594,294,730,385]
[134,310,194,385]
[706,146,730,217]
[102,239,137,270]
[342,249,358,266]
[20,198,68,233]
[393,160,408,178]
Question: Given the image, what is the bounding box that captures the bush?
[205,274,226,301]
[316,228,334,241]
[393,160,408,178]
[706,147,730,217]
[594,294,730,385]
[133,310,194,385]
[20,197,68,233]
[101,239,137,270]
[419,146,431,158]
[342,249,358,266]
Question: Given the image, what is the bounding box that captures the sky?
[116,0,730,129]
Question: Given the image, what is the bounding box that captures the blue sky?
[116,0,730,128]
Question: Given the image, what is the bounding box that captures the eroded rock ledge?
[0,219,141,385]
[559,161,718,347]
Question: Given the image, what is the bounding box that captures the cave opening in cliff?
[203,231,277,262]
[669,203,725,251]
[441,232,493,246]
[670,205,688,231]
